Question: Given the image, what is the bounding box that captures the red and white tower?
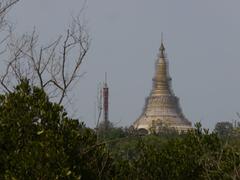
[102,73,109,128]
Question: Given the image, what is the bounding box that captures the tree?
[0,10,90,105]
[0,0,20,56]
[0,0,20,28]
[0,80,113,179]
[214,121,233,137]
[112,123,240,179]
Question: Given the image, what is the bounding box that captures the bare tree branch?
[0,0,19,16]
[0,13,90,105]
[0,0,20,74]
[0,0,19,28]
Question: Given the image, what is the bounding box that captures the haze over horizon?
[5,0,240,130]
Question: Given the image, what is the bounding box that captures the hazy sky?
[5,0,240,129]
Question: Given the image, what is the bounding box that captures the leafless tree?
[0,15,90,104]
[0,0,19,55]
[0,0,19,27]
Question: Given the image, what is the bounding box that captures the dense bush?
[104,123,240,179]
[0,81,240,179]
[0,80,114,179]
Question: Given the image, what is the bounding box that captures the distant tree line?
[0,81,240,179]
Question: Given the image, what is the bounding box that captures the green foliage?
[108,123,240,179]
[214,121,233,137]
[0,80,113,179]
[0,80,240,179]
[97,124,127,141]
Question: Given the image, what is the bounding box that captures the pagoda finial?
[159,33,165,58]
[104,72,108,87]
[161,32,163,44]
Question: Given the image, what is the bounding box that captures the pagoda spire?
[133,40,192,133]
[159,43,165,58]
[159,33,165,58]
[152,38,172,96]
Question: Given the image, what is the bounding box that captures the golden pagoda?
[133,40,192,133]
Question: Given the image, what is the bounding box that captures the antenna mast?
[103,72,109,129]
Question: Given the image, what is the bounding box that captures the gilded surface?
[133,42,192,133]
